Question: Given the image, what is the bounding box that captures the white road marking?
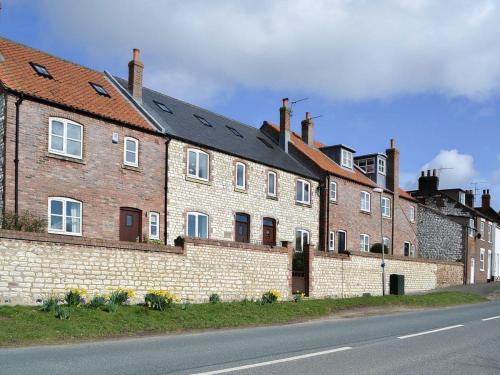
[191,346,352,374]
[397,324,464,340]
[482,315,500,321]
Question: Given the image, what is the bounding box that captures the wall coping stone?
[187,237,290,254]
[349,250,464,266]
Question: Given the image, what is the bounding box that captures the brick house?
[261,106,418,257]
[0,38,166,242]
[410,171,496,284]
[110,50,321,248]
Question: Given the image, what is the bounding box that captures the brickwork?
[2,94,165,241]
[166,139,320,247]
[0,230,291,305]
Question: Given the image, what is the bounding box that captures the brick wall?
[166,139,320,247]
[3,94,165,241]
[0,230,291,305]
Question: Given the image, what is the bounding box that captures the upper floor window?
[381,197,391,218]
[48,197,82,236]
[356,158,374,173]
[186,212,208,239]
[235,162,246,189]
[459,192,466,205]
[187,149,209,181]
[469,217,475,237]
[330,181,337,202]
[488,222,493,242]
[296,179,310,205]
[410,206,415,222]
[124,137,139,167]
[49,118,83,159]
[149,212,160,240]
[404,242,412,257]
[480,219,485,240]
[341,149,353,169]
[378,158,386,175]
[383,237,390,254]
[295,229,310,252]
[360,191,371,212]
[267,171,277,197]
[360,234,370,252]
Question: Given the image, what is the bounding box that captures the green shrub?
[64,288,86,307]
[103,302,118,313]
[108,288,134,305]
[293,292,305,303]
[54,305,71,320]
[261,290,282,304]
[40,295,60,312]
[209,293,220,304]
[144,290,177,311]
[88,295,106,309]
[2,210,46,233]
[370,243,389,254]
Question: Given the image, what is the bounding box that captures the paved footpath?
[1,300,500,374]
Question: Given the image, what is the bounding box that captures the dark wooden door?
[235,213,250,243]
[262,217,276,246]
[120,208,142,242]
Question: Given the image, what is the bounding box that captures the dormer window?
[356,158,374,173]
[459,192,466,205]
[378,158,386,175]
[30,62,52,79]
[89,82,110,97]
[341,149,353,169]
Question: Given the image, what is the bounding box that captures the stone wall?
[0,231,291,305]
[0,91,4,215]
[311,250,463,299]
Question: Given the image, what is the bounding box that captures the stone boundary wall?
[310,249,464,299]
[0,230,291,305]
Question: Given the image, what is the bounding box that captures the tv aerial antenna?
[471,181,488,205]
[290,98,308,117]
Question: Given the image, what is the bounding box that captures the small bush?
[40,295,60,312]
[209,293,220,304]
[65,288,86,307]
[261,290,282,304]
[370,243,389,254]
[88,295,106,309]
[144,290,177,311]
[103,302,118,313]
[2,210,46,233]
[108,288,134,305]
[293,292,305,303]
[54,305,71,320]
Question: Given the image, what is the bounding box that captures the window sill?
[295,201,312,208]
[46,153,85,165]
[360,210,371,215]
[122,164,141,172]
[329,200,338,204]
[185,176,212,186]
[382,215,392,220]
[266,195,278,201]
[234,187,247,194]
[47,230,82,237]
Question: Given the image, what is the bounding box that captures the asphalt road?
[1,301,500,375]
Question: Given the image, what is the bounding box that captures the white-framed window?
[338,230,347,252]
[381,197,391,218]
[295,229,310,252]
[356,158,374,173]
[480,248,485,271]
[267,171,277,196]
[480,219,485,240]
[123,137,139,167]
[235,162,246,189]
[404,241,411,256]
[48,118,83,159]
[488,222,493,243]
[410,206,415,222]
[296,179,310,204]
[360,191,371,212]
[469,217,475,237]
[360,234,370,252]
[383,237,390,254]
[328,231,335,251]
[459,192,466,205]
[330,181,337,202]
[186,212,208,239]
[378,158,386,175]
[187,148,209,181]
[341,149,353,169]
[149,212,160,240]
[48,197,82,236]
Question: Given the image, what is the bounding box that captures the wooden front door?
[235,213,250,243]
[120,208,142,242]
[262,217,276,246]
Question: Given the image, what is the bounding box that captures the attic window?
[154,100,173,114]
[30,62,52,79]
[193,114,212,127]
[257,137,274,149]
[226,126,243,138]
[89,82,110,97]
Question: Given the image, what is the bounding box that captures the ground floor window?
[338,230,347,252]
[360,234,370,252]
[149,212,160,240]
[404,242,411,256]
[480,249,485,271]
[48,197,82,236]
[329,231,335,251]
[295,229,310,252]
[235,212,250,243]
[186,212,208,239]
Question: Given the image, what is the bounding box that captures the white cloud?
[33,0,500,102]
[420,150,477,188]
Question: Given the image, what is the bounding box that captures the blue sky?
[1,1,499,207]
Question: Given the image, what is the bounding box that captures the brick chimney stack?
[465,189,474,207]
[482,189,491,209]
[418,169,440,196]
[386,138,400,194]
[279,98,291,153]
[301,112,314,146]
[128,48,144,103]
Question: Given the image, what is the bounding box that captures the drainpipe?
[326,175,330,252]
[164,137,171,245]
[14,94,23,226]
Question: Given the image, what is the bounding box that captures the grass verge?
[0,291,486,347]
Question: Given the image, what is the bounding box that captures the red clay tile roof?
[263,122,416,201]
[0,37,155,132]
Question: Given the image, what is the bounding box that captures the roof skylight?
[89,82,110,97]
[226,126,243,138]
[193,114,212,127]
[29,62,52,79]
[154,100,173,114]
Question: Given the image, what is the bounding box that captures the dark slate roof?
[113,77,319,180]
